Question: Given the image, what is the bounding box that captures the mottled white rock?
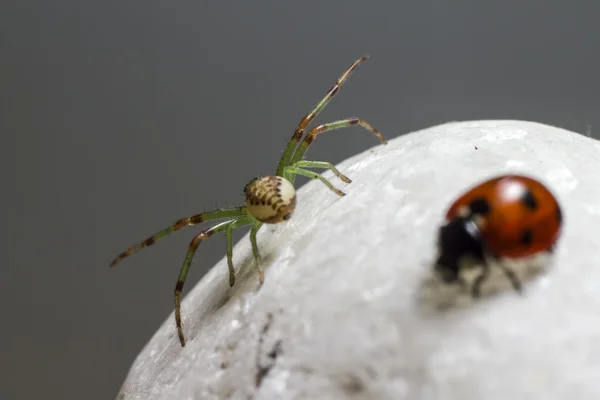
[117,121,600,400]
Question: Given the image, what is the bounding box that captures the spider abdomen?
[244,176,297,224]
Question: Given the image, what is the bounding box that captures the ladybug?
[435,174,562,297]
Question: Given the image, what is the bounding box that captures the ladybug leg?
[471,264,490,298]
[497,264,523,294]
[455,276,468,291]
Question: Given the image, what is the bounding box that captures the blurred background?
[2,1,599,398]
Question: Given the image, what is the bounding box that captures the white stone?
[117,121,600,400]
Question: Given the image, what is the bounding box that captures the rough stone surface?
[117,120,600,400]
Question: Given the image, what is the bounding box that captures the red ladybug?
[435,174,562,296]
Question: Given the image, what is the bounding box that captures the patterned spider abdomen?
[244,176,297,224]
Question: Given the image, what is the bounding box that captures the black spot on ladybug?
[521,190,538,211]
[469,197,491,216]
[521,229,533,246]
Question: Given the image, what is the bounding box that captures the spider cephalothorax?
[110,55,386,346]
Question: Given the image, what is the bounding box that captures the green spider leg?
[226,217,259,287]
[289,118,385,173]
[175,214,255,346]
[276,56,370,177]
[292,160,352,184]
[283,165,346,196]
[286,119,385,192]
[224,218,265,287]
[110,207,248,267]
[250,220,264,283]
[274,55,386,190]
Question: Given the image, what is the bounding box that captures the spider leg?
[283,166,346,196]
[276,56,370,177]
[226,216,256,287]
[174,217,253,346]
[110,206,248,267]
[226,222,236,287]
[250,221,265,284]
[288,118,385,178]
[291,160,351,183]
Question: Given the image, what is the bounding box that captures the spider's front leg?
[276,56,371,177]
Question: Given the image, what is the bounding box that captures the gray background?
[2,1,598,399]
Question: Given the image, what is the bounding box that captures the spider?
[110,55,387,346]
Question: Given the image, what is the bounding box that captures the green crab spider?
[110,55,387,346]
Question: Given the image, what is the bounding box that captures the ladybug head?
[435,216,486,283]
